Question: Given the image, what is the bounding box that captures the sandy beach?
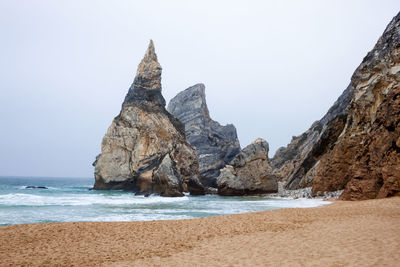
[1,197,399,266]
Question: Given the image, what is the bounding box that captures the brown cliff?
[272,12,400,200]
[271,84,353,190]
[313,13,400,200]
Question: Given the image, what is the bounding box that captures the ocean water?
[0,176,330,226]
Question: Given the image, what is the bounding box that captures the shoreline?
[0,195,331,227]
[267,182,344,200]
[1,198,333,227]
[1,197,399,266]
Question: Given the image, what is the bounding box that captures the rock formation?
[217,138,278,196]
[93,40,205,196]
[168,84,241,187]
[272,12,400,200]
[312,13,400,200]
[271,85,353,189]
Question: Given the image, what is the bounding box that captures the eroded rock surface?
[271,86,352,190]
[93,40,205,196]
[217,138,278,196]
[168,84,240,187]
[313,13,400,200]
[272,13,400,200]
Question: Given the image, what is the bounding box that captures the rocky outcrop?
[25,186,48,189]
[168,84,240,187]
[272,12,400,200]
[93,40,205,196]
[217,138,278,196]
[312,13,400,200]
[271,85,353,190]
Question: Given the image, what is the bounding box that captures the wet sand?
[1,197,399,266]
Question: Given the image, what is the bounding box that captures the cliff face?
[93,41,205,196]
[271,85,353,190]
[313,13,400,200]
[217,138,278,196]
[273,13,400,200]
[168,84,241,187]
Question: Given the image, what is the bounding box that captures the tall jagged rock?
[217,138,278,196]
[312,13,400,200]
[93,40,205,196]
[168,84,241,187]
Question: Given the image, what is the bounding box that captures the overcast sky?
[0,1,399,178]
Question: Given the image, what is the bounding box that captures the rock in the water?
[217,138,278,196]
[312,13,400,200]
[93,40,205,196]
[25,186,48,189]
[168,83,241,187]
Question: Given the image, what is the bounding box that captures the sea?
[0,176,330,226]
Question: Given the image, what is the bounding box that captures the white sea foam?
[238,198,330,208]
[0,177,331,226]
[0,193,190,206]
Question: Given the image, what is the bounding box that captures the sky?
[0,0,399,178]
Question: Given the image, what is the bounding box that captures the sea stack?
[217,138,278,196]
[93,40,205,196]
[168,84,241,187]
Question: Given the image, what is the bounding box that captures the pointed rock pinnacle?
[144,39,157,62]
[133,40,162,91]
[123,40,166,107]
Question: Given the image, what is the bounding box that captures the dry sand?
[1,197,400,266]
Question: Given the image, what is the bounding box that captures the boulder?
[25,186,48,189]
[93,40,205,196]
[168,84,240,187]
[217,138,278,196]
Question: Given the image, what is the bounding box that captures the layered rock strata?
[271,85,352,190]
[217,138,278,196]
[272,12,400,200]
[93,40,205,196]
[168,84,241,187]
[313,13,400,200]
